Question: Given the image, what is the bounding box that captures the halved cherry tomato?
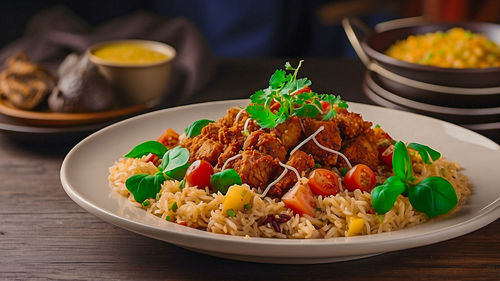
[343,164,377,192]
[320,101,330,112]
[270,100,281,113]
[157,128,179,148]
[294,86,311,95]
[185,160,214,189]
[308,169,340,196]
[282,182,317,216]
[380,145,394,167]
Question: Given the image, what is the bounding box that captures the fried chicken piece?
[243,130,287,162]
[200,122,221,141]
[334,108,372,139]
[272,116,302,151]
[229,150,279,189]
[301,118,342,166]
[217,144,240,168]
[219,107,242,127]
[268,150,315,198]
[338,131,379,170]
[218,125,246,147]
[193,138,224,166]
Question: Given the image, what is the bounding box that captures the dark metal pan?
[343,17,500,95]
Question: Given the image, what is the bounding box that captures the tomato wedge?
[282,182,317,216]
[185,160,214,189]
[308,169,340,196]
[320,101,330,112]
[380,144,394,167]
[294,86,311,96]
[343,164,377,192]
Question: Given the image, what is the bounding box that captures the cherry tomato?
[380,145,394,167]
[294,86,311,95]
[282,182,317,216]
[308,169,340,196]
[270,100,281,113]
[343,164,377,192]
[320,101,330,112]
[185,160,214,189]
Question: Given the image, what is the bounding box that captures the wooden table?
[1,58,498,280]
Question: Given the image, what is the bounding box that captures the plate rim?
[60,99,500,260]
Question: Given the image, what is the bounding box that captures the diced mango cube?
[222,185,253,215]
[346,215,365,237]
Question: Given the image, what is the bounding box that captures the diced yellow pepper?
[222,185,253,215]
[346,215,365,237]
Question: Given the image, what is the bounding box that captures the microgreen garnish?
[371,141,457,218]
[245,61,347,128]
[125,141,167,158]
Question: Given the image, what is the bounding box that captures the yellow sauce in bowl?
[93,43,168,64]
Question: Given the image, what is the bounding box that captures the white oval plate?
[61,99,500,264]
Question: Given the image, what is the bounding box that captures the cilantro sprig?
[245,61,347,129]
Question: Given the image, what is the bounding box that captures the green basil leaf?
[124,141,167,158]
[407,143,441,164]
[159,146,190,180]
[371,176,406,214]
[408,177,458,218]
[184,119,215,138]
[210,169,242,195]
[393,141,415,182]
[125,172,165,203]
